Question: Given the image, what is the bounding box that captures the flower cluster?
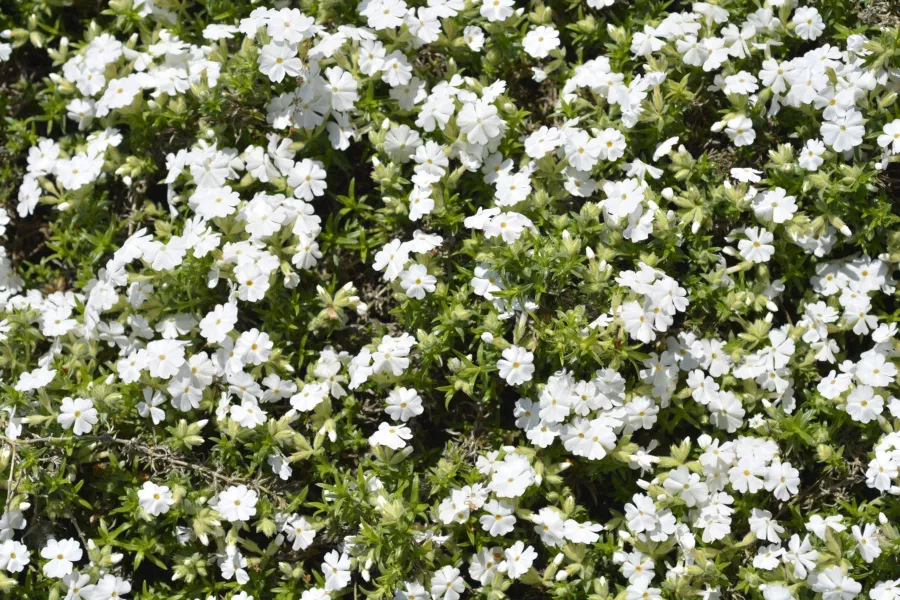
[3,0,900,599]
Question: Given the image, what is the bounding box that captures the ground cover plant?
[2,0,900,598]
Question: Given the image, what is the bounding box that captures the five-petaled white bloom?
[137,481,176,517]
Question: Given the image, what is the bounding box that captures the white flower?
[730,167,762,183]
[457,101,505,146]
[322,550,351,591]
[146,339,187,379]
[363,0,407,29]
[150,236,187,271]
[622,396,658,432]
[381,51,413,86]
[602,178,644,219]
[807,566,861,600]
[463,26,485,51]
[799,139,826,171]
[869,580,900,600]
[199,303,238,344]
[370,334,415,377]
[845,385,883,423]
[88,575,132,600]
[723,71,758,95]
[738,227,775,263]
[762,585,794,600]
[468,546,501,586]
[856,353,896,387]
[596,127,626,161]
[753,188,797,224]
[480,0,514,21]
[564,519,603,543]
[235,328,273,365]
[216,485,258,522]
[267,7,316,42]
[384,125,422,162]
[652,136,679,161]
[258,41,303,83]
[748,509,784,543]
[783,534,818,578]
[498,541,537,579]
[0,510,26,542]
[525,126,563,159]
[621,301,655,343]
[0,539,29,572]
[268,453,292,480]
[283,515,317,550]
[219,545,249,584]
[385,387,424,421]
[851,523,881,563]
[489,454,535,498]
[63,572,91,599]
[878,119,900,154]
[137,481,175,517]
[479,499,516,535]
[373,239,410,281]
[724,116,755,147]
[662,466,708,507]
[793,6,824,40]
[766,461,800,501]
[707,391,745,433]
[483,210,534,244]
[15,366,56,392]
[369,421,413,449]
[58,397,98,436]
[40,538,82,579]
[806,516,846,543]
[497,346,535,386]
[288,159,328,200]
[821,110,865,152]
[189,185,241,220]
[400,264,437,299]
[430,565,464,600]
[290,382,329,412]
[564,129,602,172]
[532,507,566,547]
[325,66,358,111]
[523,26,560,59]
